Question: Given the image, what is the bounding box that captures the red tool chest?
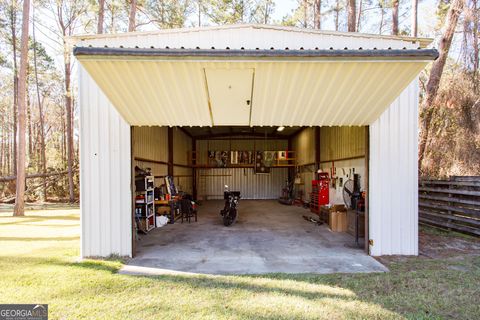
[310,173,330,214]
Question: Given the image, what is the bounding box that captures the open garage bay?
[121,200,387,275]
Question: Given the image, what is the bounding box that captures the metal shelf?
[135,176,156,232]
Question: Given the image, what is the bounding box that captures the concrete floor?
[121,200,387,275]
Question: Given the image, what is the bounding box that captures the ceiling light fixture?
[277,126,285,132]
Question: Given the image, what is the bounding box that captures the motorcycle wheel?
[223,209,237,226]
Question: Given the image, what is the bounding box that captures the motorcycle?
[220,185,241,226]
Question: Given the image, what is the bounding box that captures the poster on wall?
[208,151,229,167]
[277,151,287,160]
[230,151,238,164]
[238,151,253,164]
[263,151,275,167]
[209,150,254,167]
[254,151,270,174]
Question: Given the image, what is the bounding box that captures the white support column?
[369,79,419,256]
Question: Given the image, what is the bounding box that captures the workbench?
[155,199,181,224]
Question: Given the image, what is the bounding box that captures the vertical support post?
[315,127,321,178]
[192,138,197,200]
[168,127,174,177]
[130,126,136,257]
[288,137,294,182]
[364,125,370,254]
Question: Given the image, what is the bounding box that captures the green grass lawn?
[0,207,479,319]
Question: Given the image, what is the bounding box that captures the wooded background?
[0,0,479,214]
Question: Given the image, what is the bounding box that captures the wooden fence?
[419,176,480,236]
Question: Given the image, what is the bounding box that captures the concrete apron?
[120,200,388,276]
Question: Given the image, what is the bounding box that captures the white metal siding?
[79,65,132,258]
[369,79,419,256]
[73,25,424,50]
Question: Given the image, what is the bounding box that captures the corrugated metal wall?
[320,158,366,204]
[196,139,288,199]
[290,128,314,201]
[173,128,192,165]
[79,65,132,258]
[134,126,168,161]
[292,128,315,165]
[197,168,288,200]
[320,127,365,161]
[133,126,168,186]
[291,127,366,201]
[173,129,193,194]
[133,127,193,194]
[369,79,419,256]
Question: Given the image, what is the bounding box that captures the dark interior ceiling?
[180,126,303,139]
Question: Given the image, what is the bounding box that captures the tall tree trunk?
[314,0,321,29]
[473,0,479,91]
[411,0,418,37]
[98,0,105,34]
[335,0,340,31]
[128,0,137,32]
[303,0,308,28]
[32,6,47,202]
[64,46,75,203]
[27,98,32,157]
[1,114,4,175]
[348,0,356,31]
[10,1,18,175]
[380,3,385,34]
[357,0,363,31]
[6,132,10,174]
[392,0,399,35]
[418,0,465,170]
[198,0,202,26]
[14,0,30,216]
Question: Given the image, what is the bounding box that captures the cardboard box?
[329,211,348,232]
[332,204,346,212]
[347,210,365,237]
[319,204,347,224]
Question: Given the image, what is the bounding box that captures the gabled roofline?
[67,24,434,49]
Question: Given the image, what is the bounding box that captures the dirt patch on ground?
[376,226,480,266]
[418,227,480,259]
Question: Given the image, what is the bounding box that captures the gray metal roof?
[74,46,438,60]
